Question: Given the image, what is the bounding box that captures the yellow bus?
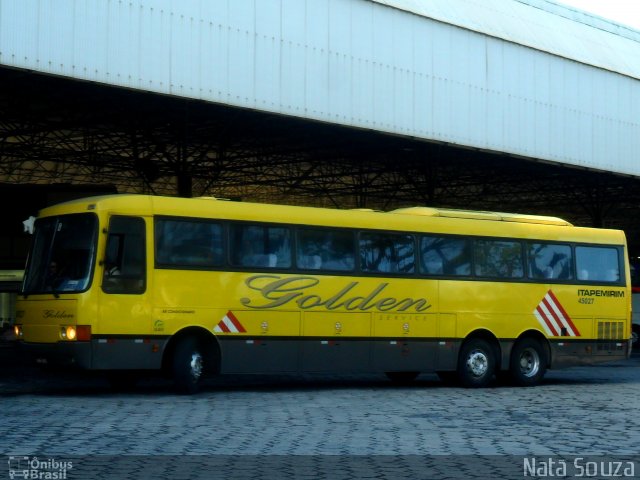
[14,195,632,392]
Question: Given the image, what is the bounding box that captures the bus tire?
[172,336,205,394]
[457,338,495,388]
[509,338,547,387]
[632,325,640,351]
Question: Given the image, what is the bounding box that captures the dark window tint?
[420,236,471,276]
[102,216,146,294]
[230,224,291,268]
[474,239,523,278]
[360,232,415,274]
[575,246,620,282]
[296,229,355,271]
[528,243,573,280]
[155,219,223,268]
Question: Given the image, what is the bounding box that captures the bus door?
[95,215,156,369]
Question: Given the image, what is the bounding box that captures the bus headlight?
[14,324,23,339]
[60,325,91,341]
[61,326,76,340]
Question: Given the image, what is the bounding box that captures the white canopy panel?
[0,0,638,176]
[374,0,640,80]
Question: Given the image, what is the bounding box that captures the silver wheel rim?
[518,347,540,378]
[189,352,203,381]
[632,331,638,345]
[466,349,489,377]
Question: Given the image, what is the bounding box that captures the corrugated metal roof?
[371,0,640,80]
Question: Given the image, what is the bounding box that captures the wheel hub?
[518,347,540,378]
[190,353,203,380]
[466,350,488,377]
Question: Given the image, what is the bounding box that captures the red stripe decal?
[541,296,566,335]
[536,305,560,336]
[226,311,246,333]
[547,290,580,336]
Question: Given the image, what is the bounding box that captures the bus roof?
[389,207,572,226]
[39,194,625,245]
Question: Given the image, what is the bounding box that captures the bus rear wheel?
[172,337,205,394]
[509,338,547,387]
[457,338,495,388]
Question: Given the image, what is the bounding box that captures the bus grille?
[597,321,624,352]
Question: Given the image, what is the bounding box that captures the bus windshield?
[22,213,98,294]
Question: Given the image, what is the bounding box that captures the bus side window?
[420,236,471,276]
[102,216,146,294]
[359,232,415,274]
[230,224,292,269]
[155,218,223,268]
[527,243,573,281]
[575,246,620,283]
[474,239,524,279]
[296,229,355,272]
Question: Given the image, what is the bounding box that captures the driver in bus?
[45,261,59,289]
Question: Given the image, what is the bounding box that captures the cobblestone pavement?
[1,352,639,479]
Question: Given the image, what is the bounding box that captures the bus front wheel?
[457,338,495,388]
[509,338,547,387]
[172,337,205,394]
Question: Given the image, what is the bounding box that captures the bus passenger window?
[230,225,291,269]
[102,216,146,294]
[575,246,620,283]
[474,239,523,279]
[296,229,355,271]
[527,243,572,281]
[155,218,223,268]
[420,236,471,276]
[359,232,415,274]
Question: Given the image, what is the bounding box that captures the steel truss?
[2,67,640,254]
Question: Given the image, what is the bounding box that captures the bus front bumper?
[20,341,92,369]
